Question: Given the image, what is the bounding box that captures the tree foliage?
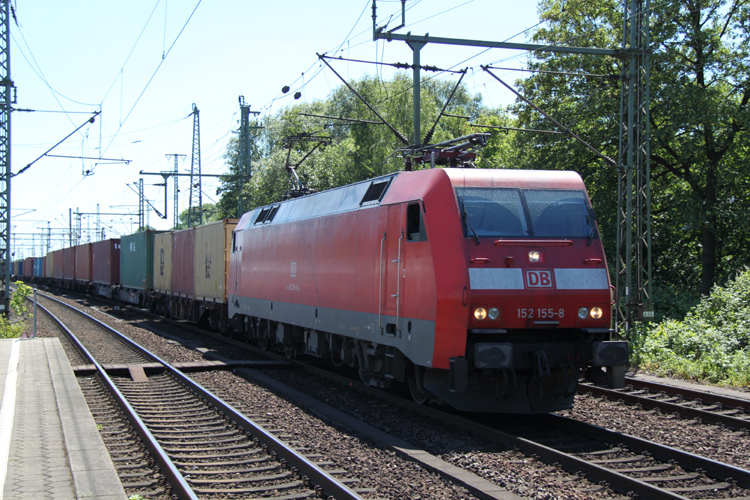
[215,72,496,215]
[213,2,749,313]
[508,0,750,308]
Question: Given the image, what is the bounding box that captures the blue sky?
[10,0,543,257]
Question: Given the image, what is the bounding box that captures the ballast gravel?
[37,291,749,498]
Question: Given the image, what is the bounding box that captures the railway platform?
[0,338,127,500]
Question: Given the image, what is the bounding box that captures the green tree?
[216,73,492,216]
[173,203,226,229]
[511,0,750,308]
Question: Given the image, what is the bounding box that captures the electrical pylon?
[188,104,202,227]
[0,0,12,314]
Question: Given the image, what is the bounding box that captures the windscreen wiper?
[460,195,480,246]
[586,210,595,246]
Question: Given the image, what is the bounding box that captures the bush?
[0,282,33,339]
[630,268,750,387]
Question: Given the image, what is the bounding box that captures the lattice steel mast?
[617,0,652,332]
[188,103,202,226]
[371,0,652,335]
[0,0,12,313]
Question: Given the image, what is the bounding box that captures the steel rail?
[200,330,750,499]
[552,414,750,487]
[40,293,363,500]
[625,377,750,411]
[38,290,750,499]
[579,380,750,431]
[34,299,199,500]
[189,328,696,499]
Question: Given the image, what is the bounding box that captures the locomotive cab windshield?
[456,187,598,240]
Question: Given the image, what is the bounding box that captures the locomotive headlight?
[578,307,589,319]
[528,250,541,263]
[488,307,500,320]
[474,307,487,320]
[590,307,603,319]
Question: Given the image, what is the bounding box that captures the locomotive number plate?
[517,308,564,319]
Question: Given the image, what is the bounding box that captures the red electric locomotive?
[228,167,627,413]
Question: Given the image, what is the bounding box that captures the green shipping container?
[120,230,163,290]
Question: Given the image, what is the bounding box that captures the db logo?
[525,269,553,288]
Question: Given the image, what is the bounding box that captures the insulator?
[282,86,290,93]
[294,92,302,100]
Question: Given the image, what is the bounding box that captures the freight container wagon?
[33,257,44,278]
[45,251,54,278]
[92,239,120,298]
[193,219,237,328]
[153,233,172,294]
[53,250,63,280]
[74,243,93,290]
[171,227,195,320]
[119,230,162,305]
[62,247,76,284]
[12,260,22,278]
[172,228,195,298]
[23,257,34,279]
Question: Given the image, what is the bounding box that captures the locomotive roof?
[237,168,586,230]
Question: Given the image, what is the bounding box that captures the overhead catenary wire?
[101,0,203,157]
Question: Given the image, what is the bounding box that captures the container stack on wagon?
[45,252,54,279]
[26,219,236,329]
[153,233,172,294]
[52,249,63,282]
[171,227,195,319]
[120,230,162,306]
[144,219,238,326]
[62,246,76,285]
[74,243,92,291]
[92,239,120,298]
[23,257,33,279]
[193,219,237,328]
[33,257,44,280]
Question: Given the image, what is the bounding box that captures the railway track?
[39,290,750,499]
[178,326,750,499]
[578,378,750,431]
[35,293,364,500]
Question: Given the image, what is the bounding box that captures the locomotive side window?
[406,203,427,241]
[254,208,271,225]
[360,180,391,205]
[265,205,280,223]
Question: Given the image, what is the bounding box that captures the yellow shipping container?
[194,219,237,302]
[45,252,54,278]
[153,232,173,293]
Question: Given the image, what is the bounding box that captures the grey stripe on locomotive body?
[230,295,436,367]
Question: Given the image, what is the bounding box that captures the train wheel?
[330,336,344,366]
[408,366,429,405]
[258,320,270,350]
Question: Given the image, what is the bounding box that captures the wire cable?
[102,0,202,156]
